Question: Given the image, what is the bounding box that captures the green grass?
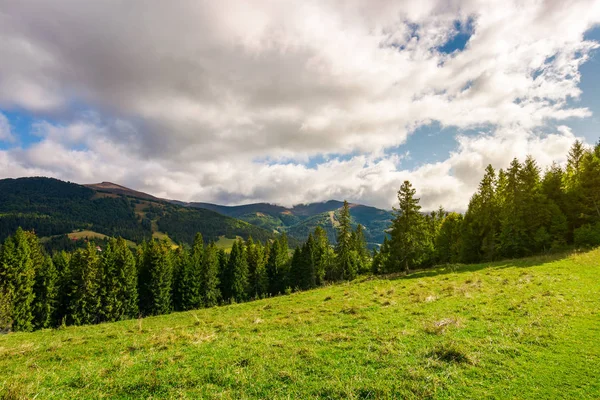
[214,235,242,253]
[1,249,599,399]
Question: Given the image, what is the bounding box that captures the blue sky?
[0,1,599,210]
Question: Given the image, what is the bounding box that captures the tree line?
[373,140,600,273]
[0,202,368,332]
[1,140,598,332]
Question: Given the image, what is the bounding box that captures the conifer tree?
[53,251,72,325]
[312,226,332,285]
[247,237,268,298]
[201,242,221,307]
[69,242,102,325]
[0,228,36,331]
[223,239,249,302]
[138,240,173,316]
[385,181,427,273]
[335,200,358,280]
[289,246,303,290]
[173,245,192,311]
[436,212,463,263]
[351,224,370,273]
[33,255,59,329]
[101,238,138,321]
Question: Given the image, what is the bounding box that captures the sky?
[0,0,599,211]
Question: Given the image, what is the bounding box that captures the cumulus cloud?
[0,0,598,209]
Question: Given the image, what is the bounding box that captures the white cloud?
[0,0,598,209]
[0,113,14,142]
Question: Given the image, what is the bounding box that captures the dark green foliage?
[385,181,428,273]
[100,238,138,321]
[335,201,359,280]
[174,233,203,310]
[138,240,173,316]
[266,234,291,295]
[69,243,102,326]
[436,213,463,263]
[33,255,59,329]
[201,242,221,307]
[223,239,249,302]
[246,237,268,298]
[0,228,36,331]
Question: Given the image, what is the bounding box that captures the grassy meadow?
[1,249,599,399]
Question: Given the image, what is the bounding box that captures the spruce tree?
[138,240,173,316]
[312,226,332,285]
[435,213,463,263]
[224,239,249,302]
[247,238,268,298]
[0,228,36,331]
[33,255,59,329]
[173,245,193,311]
[335,200,358,280]
[69,242,102,325]
[385,181,427,273]
[101,238,138,321]
[53,251,72,325]
[201,242,221,307]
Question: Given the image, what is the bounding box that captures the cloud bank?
[0,0,599,209]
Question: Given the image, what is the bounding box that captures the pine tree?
[498,159,527,258]
[351,224,370,273]
[223,239,249,302]
[53,251,72,325]
[33,255,59,329]
[201,242,221,307]
[138,240,173,316]
[289,246,303,291]
[385,181,428,273]
[335,200,358,280]
[247,238,268,298]
[101,238,138,321]
[0,228,36,331]
[436,212,463,263]
[312,226,332,285]
[69,242,102,325]
[266,234,290,294]
[172,245,193,311]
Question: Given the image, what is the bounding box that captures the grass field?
[214,236,242,253]
[1,249,599,399]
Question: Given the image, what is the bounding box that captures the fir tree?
[33,255,59,329]
[385,181,427,273]
[224,239,249,302]
[0,228,36,331]
[335,200,358,280]
[201,242,221,307]
[53,251,72,325]
[138,240,173,316]
[69,242,102,325]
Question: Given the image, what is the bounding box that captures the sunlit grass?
[1,248,598,399]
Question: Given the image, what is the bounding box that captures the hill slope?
[0,177,277,247]
[1,249,598,398]
[188,200,393,247]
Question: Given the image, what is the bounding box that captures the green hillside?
[189,201,393,247]
[1,248,598,399]
[0,177,277,248]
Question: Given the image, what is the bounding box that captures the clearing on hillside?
[1,249,599,399]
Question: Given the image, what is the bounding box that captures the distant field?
[1,249,599,399]
[214,235,242,252]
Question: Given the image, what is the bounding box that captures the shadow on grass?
[380,250,579,282]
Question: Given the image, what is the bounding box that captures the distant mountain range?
[185,201,392,247]
[0,177,392,249]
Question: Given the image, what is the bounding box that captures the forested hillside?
[189,200,393,247]
[0,178,277,248]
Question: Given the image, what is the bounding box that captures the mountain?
[0,177,277,248]
[187,200,393,248]
[84,181,161,201]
